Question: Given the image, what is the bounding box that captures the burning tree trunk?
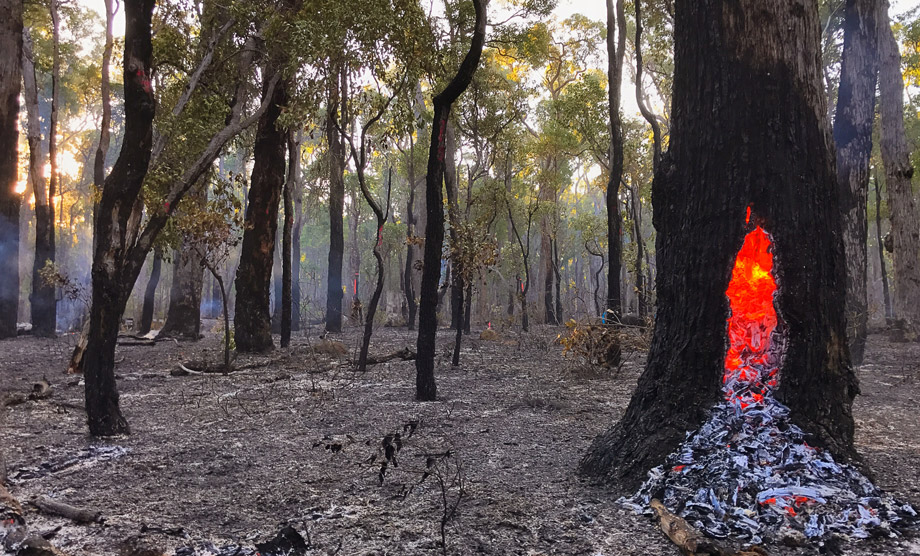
[834,0,878,366]
[138,248,163,335]
[581,0,859,490]
[877,0,920,338]
[325,65,346,333]
[416,0,487,401]
[605,0,626,319]
[0,0,22,340]
[234,72,288,353]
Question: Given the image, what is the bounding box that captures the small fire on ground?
[622,212,917,547]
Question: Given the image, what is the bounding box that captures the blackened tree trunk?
[84,0,157,436]
[834,0,878,366]
[281,131,298,347]
[0,0,22,340]
[160,182,207,339]
[404,135,418,330]
[30,3,60,336]
[292,141,303,333]
[873,172,892,321]
[416,0,487,401]
[325,66,346,333]
[877,0,920,336]
[605,0,626,318]
[445,124,463,331]
[23,27,45,330]
[581,0,859,490]
[234,72,288,352]
[138,248,163,335]
[93,0,115,227]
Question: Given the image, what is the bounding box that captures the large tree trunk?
[325,66,346,333]
[160,183,207,340]
[834,0,878,366]
[605,0,626,319]
[85,0,157,436]
[877,0,920,337]
[0,0,22,340]
[581,0,858,491]
[233,72,287,352]
[416,0,487,401]
[137,248,163,335]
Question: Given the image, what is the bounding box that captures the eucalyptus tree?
[0,0,22,340]
[604,0,626,321]
[83,0,284,435]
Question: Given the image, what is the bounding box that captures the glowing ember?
[723,224,779,409]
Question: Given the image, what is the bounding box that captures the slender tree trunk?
[445,124,463,331]
[605,0,627,319]
[877,0,920,336]
[0,0,22,340]
[873,172,892,321]
[93,0,115,228]
[22,28,46,331]
[404,136,418,330]
[834,0,878,366]
[292,148,303,332]
[234,72,287,352]
[203,258,231,372]
[581,0,859,490]
[138,248,163,335]
[281,131,297,347]
[634,0,663,172]
[630,182,647,317]
[30,3,61,336]
[417,0,487,401]
[325,65,346,333]
[85,0,157,436]
[271,224,283,332]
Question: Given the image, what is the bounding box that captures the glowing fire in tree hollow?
[723,217,779,410]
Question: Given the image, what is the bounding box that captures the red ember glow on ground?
[723,224,778,408]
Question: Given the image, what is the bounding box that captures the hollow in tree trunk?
[416,0,487,401]
[580,0,859,491]
[0,0,22,340]
[833,0,878,366]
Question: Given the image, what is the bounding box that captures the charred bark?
[877,0,920,336]
[834,0,878,366]
[404,136,418,330]
[84,0,157,436]
[581,0,859,491]
[605,0,627,319]
[325,66,346,333]
[138,248,163,335]
[234,72,288,353]
[416,0,487,401]
[873,172,891,321]
[0,0,22,340]
[93,0,115,227]
[281,131,298,348]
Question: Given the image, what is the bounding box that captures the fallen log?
[650,499,768,556]
[364,347,417,365]
[32,496,103,524]
[1,484,70,556]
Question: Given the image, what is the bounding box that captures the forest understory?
[1,325,919,556]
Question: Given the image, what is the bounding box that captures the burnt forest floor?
[1,323,919,556]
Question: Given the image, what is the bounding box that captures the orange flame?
[723,222,778,406]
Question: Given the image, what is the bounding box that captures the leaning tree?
[581,0,859,490]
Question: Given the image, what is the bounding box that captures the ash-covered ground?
[1,324,918,555]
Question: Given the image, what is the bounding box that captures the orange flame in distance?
[723,224,778,407]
